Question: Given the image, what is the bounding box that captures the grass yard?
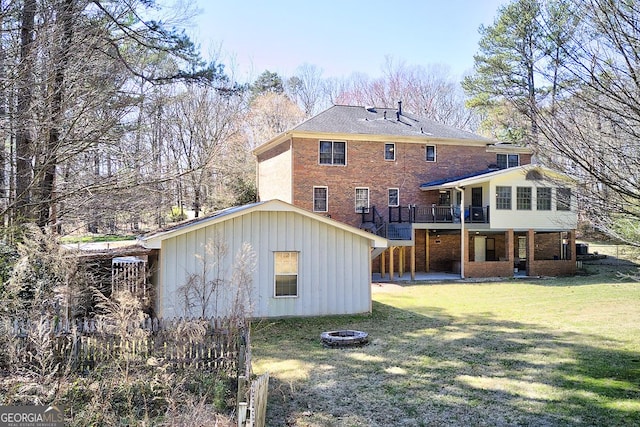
[252,266,640,426]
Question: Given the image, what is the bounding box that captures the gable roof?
[140,199,388,249]
[253,104,501,156]
[420,164,575,191]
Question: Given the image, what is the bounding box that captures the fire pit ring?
[321,330,369,347]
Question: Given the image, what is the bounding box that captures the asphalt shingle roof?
[293,105,493,142]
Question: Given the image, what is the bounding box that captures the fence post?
[237,330,248,426]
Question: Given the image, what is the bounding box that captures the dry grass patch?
[252,270,640,426]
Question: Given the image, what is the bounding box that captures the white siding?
[257,146,292,203]
[489,171,577,231]
[158,210,373,318]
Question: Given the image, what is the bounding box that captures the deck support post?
[410,242,416,280]
[425,230,430,273]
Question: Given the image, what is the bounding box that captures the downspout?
[455,186,465,279]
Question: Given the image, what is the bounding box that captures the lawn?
[251,266,640,426]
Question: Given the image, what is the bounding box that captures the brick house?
[253,104,577,279]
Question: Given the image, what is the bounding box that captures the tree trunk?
[15,0,36,222]
[37,0,75,229]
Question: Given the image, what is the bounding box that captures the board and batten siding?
[157,210,372,318]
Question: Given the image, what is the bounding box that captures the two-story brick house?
[253,104,577,279]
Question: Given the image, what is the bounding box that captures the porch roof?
[420,168,500,190]
[419,164,573,191]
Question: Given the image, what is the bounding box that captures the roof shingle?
[293,105,493,141]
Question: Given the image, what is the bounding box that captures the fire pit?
[321,330,369,347]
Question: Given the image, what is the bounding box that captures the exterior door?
[472,187,482,207]
[474,236,486,262]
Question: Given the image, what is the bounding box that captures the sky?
[185,0,508,83]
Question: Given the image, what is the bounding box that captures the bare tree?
[286,63,328,116]
[532,0,640,245]
[165,83,245,217]
[246,92,305,147]
[336,57,480,130]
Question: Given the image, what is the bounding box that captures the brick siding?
[290,137,517,228]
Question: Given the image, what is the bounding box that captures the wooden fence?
[8,315,267,424]
[9,316,247,374]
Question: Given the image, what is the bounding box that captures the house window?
[426,145,436,162]
[497,154,519,169]
[313,186,328,212]
[355,188,369,213]
[537,187,552,210]
[385,143,395,161]
[319,140,346,165]
[274,252,298,297]
[557,188,571,211]
[496,186,512,210]
[388,188,399,207]
[517,187,532,210]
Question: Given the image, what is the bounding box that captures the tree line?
[0,1,479,240]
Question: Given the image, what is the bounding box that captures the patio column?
[507,229,514,268]
[381,249,386,278]
[568,229,576,261]
[410,244,416,280]
[399,247,405,278]
[389,247,395,280]
[527,229,535,275]
[425,231,430,273]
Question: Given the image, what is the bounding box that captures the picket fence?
[9,315,269,425]
[10,316,247,374]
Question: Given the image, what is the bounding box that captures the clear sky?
[187,0,508,83]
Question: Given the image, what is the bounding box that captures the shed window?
[319,140,346,165]
[274,252,298,297]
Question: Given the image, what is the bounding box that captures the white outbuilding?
[141,199,387,319]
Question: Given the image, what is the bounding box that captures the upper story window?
[319,140,346,165]
[355,187,369,213]
[517,187,532,210]
[388,188,399,207]
[557,188,571,211]
[537,187,552,210]
[497,153,519,169]
[496,186,512,210]
[313,186,328,212]
[426,145,436,162]
[384,143,395,161]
